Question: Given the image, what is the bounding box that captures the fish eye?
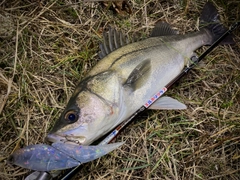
[65,110,78,123]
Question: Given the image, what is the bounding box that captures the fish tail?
[200,2,234,44]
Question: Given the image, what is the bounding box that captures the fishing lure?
[8,142,123,171]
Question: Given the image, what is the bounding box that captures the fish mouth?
[46,133,86,145]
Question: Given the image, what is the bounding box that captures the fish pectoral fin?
[52,142,124,163]
[150,21,178,37]
[124,59,151,91]
[149,96,187,110]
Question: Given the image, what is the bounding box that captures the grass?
[0,0,240,179]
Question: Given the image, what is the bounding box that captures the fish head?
[47,90,115,145]
[46,72,121,145]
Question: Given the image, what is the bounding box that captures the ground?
[0,0,240,179]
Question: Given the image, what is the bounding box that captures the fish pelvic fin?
[148,96,187,110]
[200,2,235,44]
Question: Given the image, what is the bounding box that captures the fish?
[46,2,234,146]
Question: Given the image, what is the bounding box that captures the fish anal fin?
[124,59,151,91]
[149,96,187,110]
[150,21,178,37]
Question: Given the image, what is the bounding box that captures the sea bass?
[46,2,233,146]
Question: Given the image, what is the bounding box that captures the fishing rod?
[25,21,239,180]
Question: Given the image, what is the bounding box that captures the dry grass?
[0,0,240,179]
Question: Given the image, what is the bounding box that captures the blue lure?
[8,142,123,171]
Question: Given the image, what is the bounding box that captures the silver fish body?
[46,2,233,145]
[81,31,210,141]
[46,30,209,145]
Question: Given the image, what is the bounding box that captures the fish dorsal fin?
[150,21,178,37]
[149,96,187,110]
[124,59,151,91]
[98,27,131,59]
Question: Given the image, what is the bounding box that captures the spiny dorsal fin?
[124,59,151,91]
[98,27,131,59]
[150,21,178,37]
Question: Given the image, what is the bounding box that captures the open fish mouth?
[46,133,86,145]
